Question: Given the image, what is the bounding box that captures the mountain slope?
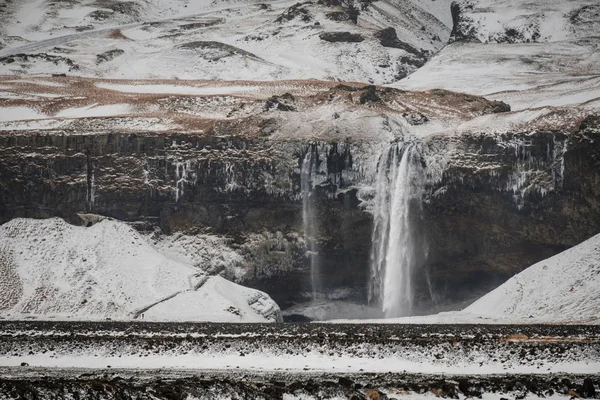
[396,0,600,111]
[0,0,452,83]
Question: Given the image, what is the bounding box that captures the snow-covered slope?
[396,0,600,111]
[398,40,600,111]
[463,232,600,324]
[0,218,281,322]
[0,0,451,83]
[449,0,600,44]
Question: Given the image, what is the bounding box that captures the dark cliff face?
[0,132,375,308]
[1,113,599,313]
[421,116,600,308]
[449,1,480,44]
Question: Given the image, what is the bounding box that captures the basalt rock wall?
[421,116,600,308]
[0,131,379,308]
[1,117,599,311]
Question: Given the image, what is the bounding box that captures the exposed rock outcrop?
[319,32,364,43]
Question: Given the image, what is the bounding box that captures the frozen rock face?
[0,218,281,322]
[420,114,600,309]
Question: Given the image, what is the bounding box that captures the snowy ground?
[0,367,595,400]
[0,322,598,373]
[0,218,280,322]
[396,41,600,112]
[0,322,598,398]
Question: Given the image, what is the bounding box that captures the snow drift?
[462,232,600,324]
[0,218,281,322]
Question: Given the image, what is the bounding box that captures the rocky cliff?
[1,77,598,314]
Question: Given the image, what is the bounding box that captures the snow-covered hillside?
[397,0,600,111]
[0,0,451,83]
[0,218,281,322]
[449,0,600,44]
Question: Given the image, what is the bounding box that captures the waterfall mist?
[369,141,426,318]
[301,147,320,302]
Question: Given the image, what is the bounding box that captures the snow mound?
[144,275,281,322]
[0,218,280,322]
[146,231,246,279]
[463,233,600,324]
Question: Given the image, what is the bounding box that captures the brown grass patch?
[106,29,131,40]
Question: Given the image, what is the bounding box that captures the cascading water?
[301,147,320,302]
[369,141,425,318]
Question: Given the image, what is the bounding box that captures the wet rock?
[75,25,94,32]
[178,41,261,61]
[358,86,380,104]
[458,379,482,398]
[319,32,364,43]
[366,390,388,400]
[0,53,79,71]
[402,112,429,126]
[325,10,358,23]
[483,100,511,114]
[496,27,540,44]
[569,4,600,24]
[399,55,426,68]
[180,20,222,30]
[88,9,114,21]
[449,1,481,43]
[440,381,459,399]
[276,3,312,23]
[338,376,354,388]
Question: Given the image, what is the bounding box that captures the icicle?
[174,160,191,202]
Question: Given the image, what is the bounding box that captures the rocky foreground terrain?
[0,322,599,399]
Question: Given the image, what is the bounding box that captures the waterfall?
[369,141,425,318]
[301,147,320,302]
